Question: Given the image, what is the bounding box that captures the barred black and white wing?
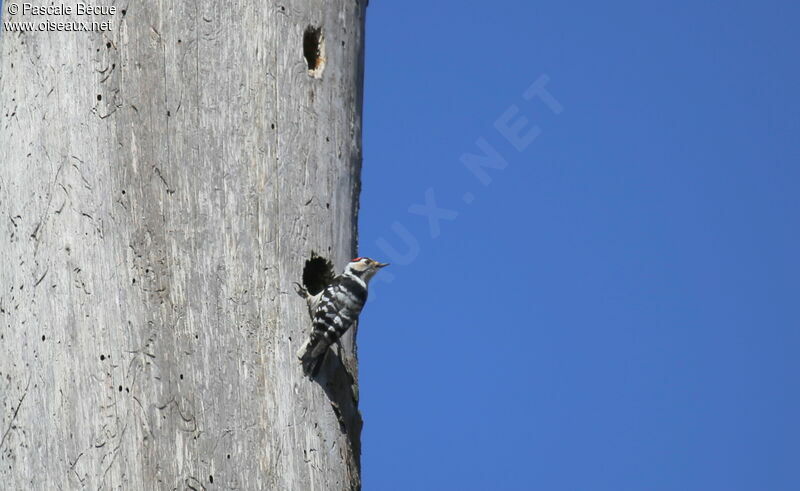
[297,275,367,377]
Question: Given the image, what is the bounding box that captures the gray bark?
[0,1,366,489]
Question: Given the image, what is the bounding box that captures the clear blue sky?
[357,2,800,490]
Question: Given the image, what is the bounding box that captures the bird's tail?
[297,339,326,378]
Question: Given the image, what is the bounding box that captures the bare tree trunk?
[0,1,366,489]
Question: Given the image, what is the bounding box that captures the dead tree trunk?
[0,1,367,489]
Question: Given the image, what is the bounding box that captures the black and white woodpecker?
[295,257,389,377]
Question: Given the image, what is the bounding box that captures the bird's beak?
[376,262,389,268]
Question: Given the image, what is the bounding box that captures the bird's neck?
[343,271,368,289]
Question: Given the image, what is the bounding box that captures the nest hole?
[303,26,325,77]
[302,254,334,296]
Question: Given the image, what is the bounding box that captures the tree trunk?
[0,1,366,489]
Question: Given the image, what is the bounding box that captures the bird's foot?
[293,282,308,299]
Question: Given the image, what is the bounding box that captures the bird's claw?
[293,282,308,298]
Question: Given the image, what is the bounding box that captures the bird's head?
[344,257,389,282]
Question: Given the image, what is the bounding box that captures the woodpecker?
[295,257,389,377]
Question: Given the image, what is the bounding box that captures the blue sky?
[357,2,800,490]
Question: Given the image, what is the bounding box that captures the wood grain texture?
[0,1,367,489]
